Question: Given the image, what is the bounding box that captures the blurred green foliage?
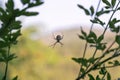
[75,0,120,80]
[0,0,43,80]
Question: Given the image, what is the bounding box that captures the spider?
[50,33,64,48]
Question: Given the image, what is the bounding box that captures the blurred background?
[0,0,120,80]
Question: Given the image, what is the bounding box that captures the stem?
[95,40,115,65]
[3,62,8,80]
[103,41,115,53]
[83,42,88,58]
[2,45,11,80]
[85,49,98,72]
[92,48,98,58]
[97,65,120,69]
[77,0,101,78]
[2,21,12,80]
[90,0,101,31]
[78,42,88,76]
[101,72,107,80]
[99,53,120,66]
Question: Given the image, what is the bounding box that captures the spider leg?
[50,41,57,48]
[53,42,58,48]
[59,42,63,47]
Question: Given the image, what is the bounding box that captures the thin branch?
[78,42,88,76]
[94,40,116,65]
[92,48,98,58]
[90,0,101,31]
[2,45,11,80]
[96,65,120,69]
[77,0,102,78]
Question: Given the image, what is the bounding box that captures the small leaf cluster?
[88,66,111,80]
[78,28,105,50]
[74,0,120,80]
[77,5,94,16]
[0,0,43,80]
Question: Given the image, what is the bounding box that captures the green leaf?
[0,41,8,48]
[109,18,120,33]
[28,2,44,8]
[0,49,6,62]
[115,35,120,46]
[106,48,117,54]
[96,17,105,26]
[96,43,106,50]
[7,53,17,62]
[0,49,6,54]
[89,31,97,39]
[90,6,94,16]
[102,0,111,7]
[14,9,21,17]
[107,73,111,80]
[91,17,105,26]
[0,7,6,15]
[77,4,90,15]
[6,0,14,12]
[96,75,101,80]
[21,0,30,5]
[111,0,116,8]
[96,8,104,16]
[105,6,111,9]
[11,21,21,29]
[0,52,7,61]
[96,9,110,17]
[117,7,120,10]
[108,61,113,64]
[99,67,106,75]
[80,67,85,74]
[97,35,104,43]
[88,57,98,64]
[88,31,97,42]
[72,58,88,67]
[12,76,18,80]
[11,30,21,43]
[72,58,80,64]
[0,13,8,23]
[90,19,97,23]
[87,38,96,43]
[80,27,87,37]
[114,60,120,66]
[77,34,85,40]
[21,11,39,16]
[0,57,5,62]
[88,74,95,80]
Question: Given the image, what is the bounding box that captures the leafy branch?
[73,0,120,80]
[0,0,43,80]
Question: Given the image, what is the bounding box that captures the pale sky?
[2,0,120,32]
[22,0,100,32]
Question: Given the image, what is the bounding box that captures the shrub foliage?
[72,0,120,80]
[0,0,43,80]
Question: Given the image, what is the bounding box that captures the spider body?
[50,33,64,48]
[55,35,63,42]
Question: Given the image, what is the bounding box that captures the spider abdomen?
[56,35,62,42]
